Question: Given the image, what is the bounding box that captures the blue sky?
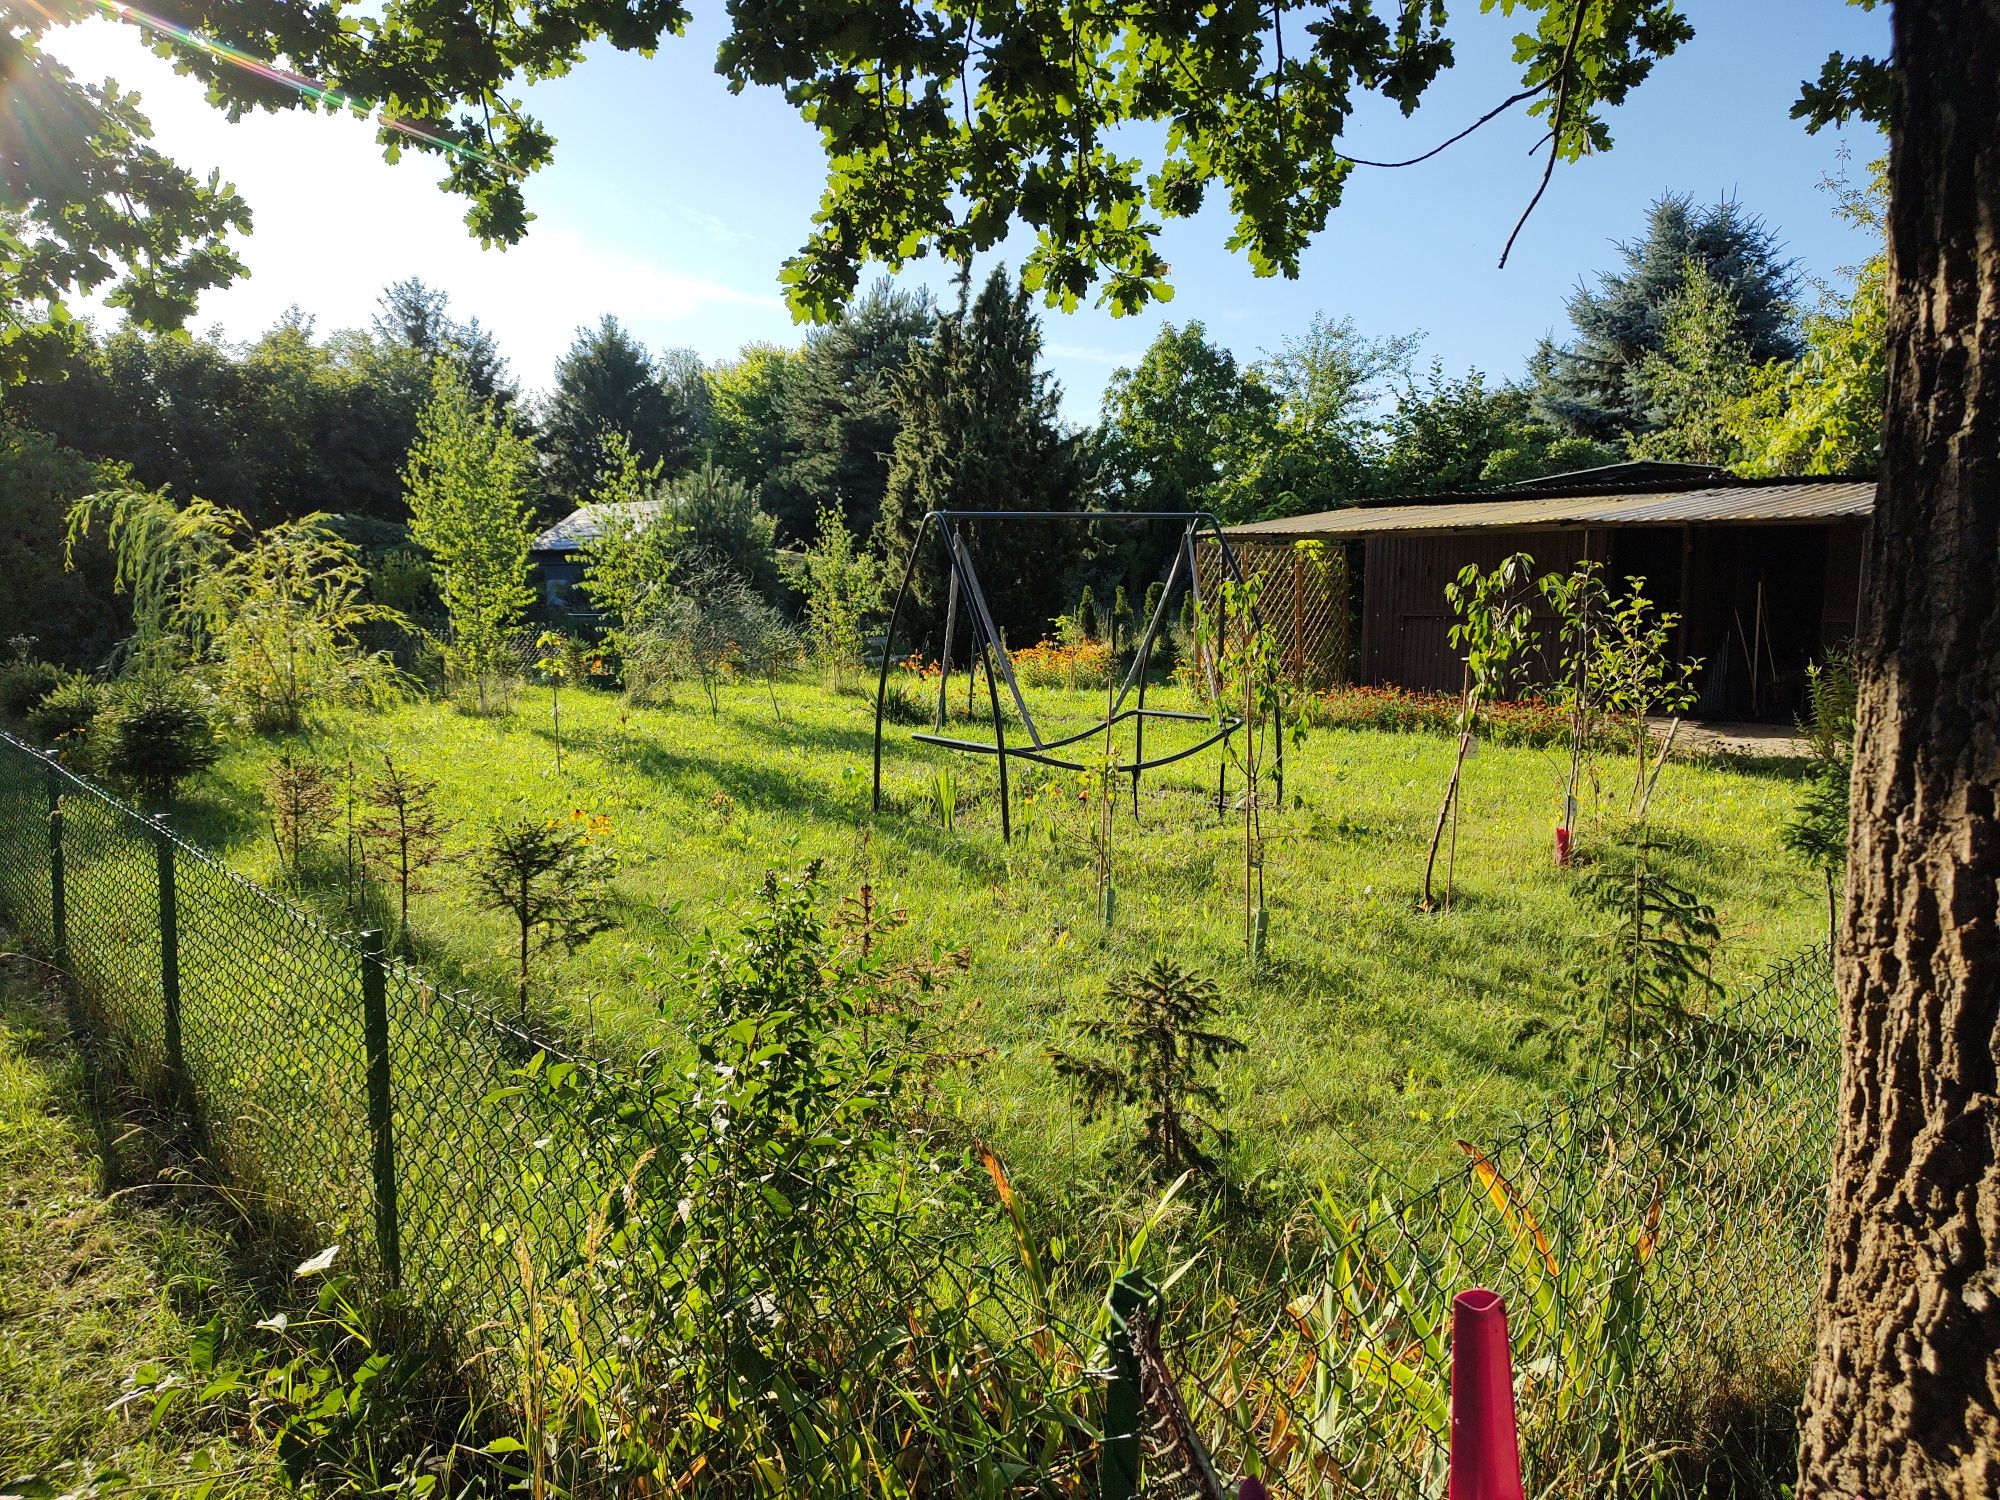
[52,1,1889,424]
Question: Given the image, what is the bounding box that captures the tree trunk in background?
[1798,5,2000,1496]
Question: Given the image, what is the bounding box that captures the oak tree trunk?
[1798,5,2000,1495]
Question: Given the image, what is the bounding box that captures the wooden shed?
[1222,474,1874,720]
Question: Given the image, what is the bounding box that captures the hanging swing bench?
[869,510,1283,841]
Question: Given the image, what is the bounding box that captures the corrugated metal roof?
[532,499,670,553]
[1223,480,1875,541]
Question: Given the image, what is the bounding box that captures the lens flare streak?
[85,0,521,176]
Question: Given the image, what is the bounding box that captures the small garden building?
[529,500,666,613]
[1220,464,1874,719]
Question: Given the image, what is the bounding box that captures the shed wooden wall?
[1359,529,1595,693]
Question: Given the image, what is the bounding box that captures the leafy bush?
[24,674,101,753]
[798,504,880,690]
[503,866,1069,1490]
[626,565,798,716]
[99,671,220,805]
[0,653,63,722]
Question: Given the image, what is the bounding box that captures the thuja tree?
[1422,552,1538,911]
[469,811,616,1013]
[403,362,535,712]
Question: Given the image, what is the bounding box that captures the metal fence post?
[1101,1272,1148,1500]
[45,767,66,963]
[155,823,185,1095]
[359,932,401,1287]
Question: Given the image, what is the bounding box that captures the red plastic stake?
[1553,824,1573,867]
[1449,1288,1524,1500]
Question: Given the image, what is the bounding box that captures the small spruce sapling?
[360,753,458,950]
[1571,828,1721,1067]
[264,751,337,884]
[1049,959,1244,1182]
[101,669,219,808]
[469,811,617,1013]
[1422,552,1538,911]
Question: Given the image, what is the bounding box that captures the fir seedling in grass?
[264,751,336,884]
[360,753,458,950]
[1574,827,1722,1066]
[100,668,219,809]
[1050,959,1244,1181]
[469,811,617,1013]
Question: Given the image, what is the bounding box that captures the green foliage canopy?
[402,363,536,698]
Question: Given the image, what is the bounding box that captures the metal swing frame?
[870,510,1283,841]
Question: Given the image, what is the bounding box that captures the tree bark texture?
[1799,5,2000,1496]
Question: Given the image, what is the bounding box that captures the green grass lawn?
[173,676,1823,1205]
[0,951,284,1500]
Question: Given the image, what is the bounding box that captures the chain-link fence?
[0,731,1836,1498]
[1164,947,1837,1499]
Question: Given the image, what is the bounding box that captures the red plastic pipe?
[1448,1288,1524,1500]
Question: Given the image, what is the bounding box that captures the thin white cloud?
[1045,341,1140,367]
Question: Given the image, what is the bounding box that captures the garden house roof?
[1221,477,1875,543]
[532,499,670,554]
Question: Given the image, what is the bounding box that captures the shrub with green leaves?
[0,651,63,722]
[403,362,536,712]
[797,504,880,691]
[23,672,99,751]
[628,564,798,716]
